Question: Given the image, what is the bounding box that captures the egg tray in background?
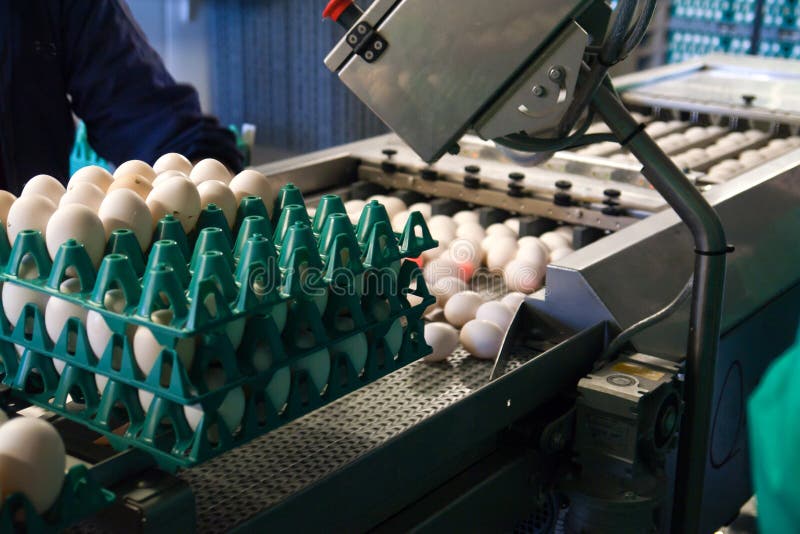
[0,191,439,469]
[0,464,115,533]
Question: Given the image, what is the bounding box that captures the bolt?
[357,24,368,35]
[382,148,397,158]
[347,34,358,45]
[374,40,384,50]
[365,51,374,61]
[532,85,546,97]
[549,66,565,82]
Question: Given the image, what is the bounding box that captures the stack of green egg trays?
[0,184,437,470]
[0,464,115,532]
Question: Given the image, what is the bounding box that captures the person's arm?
[59,0,243,172]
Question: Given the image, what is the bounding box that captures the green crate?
[0,188,437,470]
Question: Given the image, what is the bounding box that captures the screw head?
[365,51,375,61]
[549,66,565,82]
[532,85,546,97]
[357,24,368,35]
[373,40,384,51]
[347,34,358,45]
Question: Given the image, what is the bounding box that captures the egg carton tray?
[1,464,114,533]
[0,189,438,469]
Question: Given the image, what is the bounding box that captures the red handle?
[323,0,354,22]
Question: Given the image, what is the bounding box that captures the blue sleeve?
[59,0,243,171]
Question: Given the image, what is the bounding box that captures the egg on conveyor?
[475,301,514,332]
[0,417,66,513]
[68,165,114,192]
[45,278,88,373]
[6,195,57,245]
[453,210,479,226]
[107,174,153,201]
[486,237,518,271]
[505,259,545,294]
[114,160,156,182]
[183,367,246,438]
[153,153,193,176]
[501,292,527,312]
[0,191,16,226]
[539,231,571,252]
[99,189,154,251]
[460,319,504,360]
[430,276,468,308]
[391,210,411,232]
[189,158,232,186]
[229,169,275,215]
[133,309,195,380]
[444,291,485,328]
[549,248,573,263]
[486,223,517,239]
[59,182,105,212]
[515,242,549,269]
[197,180,238,228]
[45,204,106,267]
[456,222,486,242]
[407,202,432,220]
[21,175,66,203]
[146,176,202,233]
[504,218,521,235]
[423,322,459,363]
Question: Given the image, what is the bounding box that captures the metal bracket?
[345,21,388,63]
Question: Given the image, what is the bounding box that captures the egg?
[107,174,153,201]
[331,332,369,374]
[515,243,548,268]
[408,202,432,220]
[424,256,461,282]
[189,158,232,185]
[739,150,766,166]
[549,248,573,263]
[98,189,154,250]
[423,322,459,363]
[486,237,518,271]
[133,309,195,378]
[475,301,514,331]
[197,180,237,228]
[45,204,106,266]
[146,176,202,233]
[370,195,406,220]
[344,199,367,215]
[3,283,49,328]
[0,191,16,225]
[428,215,457,235]
[44,278,87,354]
[460,319,504,360]
[152,170,188,188]
[251,341,291,411]
[447,238,482,275]
[87,289,129,359]
[59,182,105,212]
[486,223,517,238]
[7,195,57,245]
[501,292,527,312]
[114,160,156,182]
[453,211,479,226]
[0,417,66,513]
[444,291,485,328]
[505,259,545,294]
[183,367,245,438]
[430,276,468,308]
[294,347,331,395]
[21,175,66,203]
[153,153,193,176]
[539,232,571,252]
[504,218,521,235]
[69,166,114,192]
[229,169,275,215]
[553,226,574,246]
[456,222,486,241]
[391,210,411,232]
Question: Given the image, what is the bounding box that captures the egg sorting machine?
[49,4,800,532]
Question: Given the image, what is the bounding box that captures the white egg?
[504,218,521,234]
[251,337,292,413]
[197,180,237,228]
[114,160,156,182]
[424,256,461,283]
[460,319,504,360]
[486,237,518,271]
[99,189,154,250]
[69,166,114,192]
[447,238,482,273]
[86,289,129,359]
[59,182,104,212]
[0,417,65,513]
[45,204,106,266]
[331,332,369,374]
[505,259,545,294]
[539,232,571,252]
[380,197,407,220]
[44,278,87,352]
[229,169,275,216]
[456,222,486,241]
[0,191,16,226]
[739,150,765,166]
[146,176,202,233]
[423,322,459,363]
[152,170,188,189]
[107,174,153,201]
[428,215,457,234]
[421,241,447,263]
[133,309,195,378]
[549,248,573,263]
[501,292,527,312]
[3,283,49,328]
[189,158,232,186]
[453,211,479,225]
[429,276,468,308]
[704,144,729,159]
[516,243,549,268]
[7,195,57,245]
[408,202,432,220]
[21,175,66,203]
[294,348,331,394]
[486,223,517,238]
[444,291,485,328]
[391,210,411,232]
[153,153,193,176]
[760,145,787,159]
[475,301,513,331]
[553,226,574,246]
[183,367,245,437]
[344,199,367,215]
[684,126,707,141]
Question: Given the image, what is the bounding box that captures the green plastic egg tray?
[0,464,115,533]
[0,186,438,469]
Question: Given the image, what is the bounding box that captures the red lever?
[323,0,354,22]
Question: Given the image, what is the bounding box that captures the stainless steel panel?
[335,0,589,162]
[324,0,398,72]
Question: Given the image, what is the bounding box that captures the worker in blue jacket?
[0,0,243,193]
